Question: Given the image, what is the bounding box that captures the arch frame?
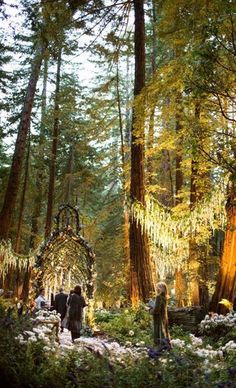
[35,205,95,300]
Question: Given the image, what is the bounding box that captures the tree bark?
[209,181,236,313]
[129,0,154,304]
[188,102,210,307]
[175,95,184,206]
[116,62,130,300]
[20,260,31,302]
[45,48,62,238]
[175,268,185,307]
[15,132,31,253]
[0,43,47,240]
[174,94,185,305]
[14,132,31,297]
[64,145,74,204]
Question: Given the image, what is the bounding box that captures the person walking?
[54,288,68,332]
[67,290,74,307]
[151,281,170,347]
[68,285,86,342]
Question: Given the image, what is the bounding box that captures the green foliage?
[169,324,191,343]
[94,309,121,323]
[97,306,153,345]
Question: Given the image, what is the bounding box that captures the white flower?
[28,336,37,343]
[43,346,51,352]
[24,330,35,336]
[171,338,185,347]
[33,328,43,334]
[128,330,134,336]
[160,358,167,364]
[38,333,46,340]
[217,350,223,358]
[15,334,24,340]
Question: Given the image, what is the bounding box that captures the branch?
[230,14,236,54]
[216,94,236,123]
[198,144,236,174]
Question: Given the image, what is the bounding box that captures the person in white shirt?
[35,288,49,309]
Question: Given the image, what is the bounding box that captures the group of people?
[34,281,170,346]
[35,285,86,342]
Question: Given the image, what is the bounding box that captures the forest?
[0,0,235,387]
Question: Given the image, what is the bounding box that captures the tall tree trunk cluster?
[0,43,47,240]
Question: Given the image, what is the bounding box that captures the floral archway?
[35,205,96,323]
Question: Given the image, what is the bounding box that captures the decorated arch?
[35,205,95,306]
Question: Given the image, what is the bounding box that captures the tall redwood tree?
[129,0,154,304]
[209,181,236,313]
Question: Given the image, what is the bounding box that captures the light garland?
[0,240,36,279]
[131,186,227,275]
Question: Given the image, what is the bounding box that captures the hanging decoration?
[0,240,36,279]
[131,185,227,276]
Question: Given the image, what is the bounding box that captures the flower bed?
[1,302,235,387]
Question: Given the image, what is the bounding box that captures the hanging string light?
[0,240,36,278]
[131,185,226,275]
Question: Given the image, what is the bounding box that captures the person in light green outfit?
[151,281,170,346]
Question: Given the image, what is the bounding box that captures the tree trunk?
[174,94,185,305]
[20,260,31,302]
[209,181,236,313]
[64,145,74,204]
[4,129,30,296]
[45,48,62,238]
[30,58,48,249]
[116,62,130,300]
[188,155,200,306]
[146,0,157,188]
[0,43,46,240]
[15,132,31,253]
[14,132,31,297]
[175,268,186,307]
[129,0,154,304]
[188,102,210,306]
[175,96,184,206]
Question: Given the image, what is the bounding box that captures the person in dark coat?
[54,288,68,332]
[151,281,170,346]
[67,290,74,307]
[68,285,86,342]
